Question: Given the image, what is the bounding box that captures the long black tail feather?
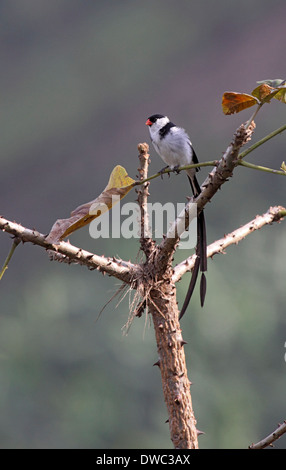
[179,175,207,319]
[179,255,200,319]
[198,210,207,306]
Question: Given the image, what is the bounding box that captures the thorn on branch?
[153,360,161,368]
[174,395,182,405]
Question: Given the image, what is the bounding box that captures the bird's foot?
[173,165,181,174]
[159,166,170,179]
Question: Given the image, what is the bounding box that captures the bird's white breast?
[151,126,193,169]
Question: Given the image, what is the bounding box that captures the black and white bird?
[145,114,207,319]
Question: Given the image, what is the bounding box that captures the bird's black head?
[146,114,165,126]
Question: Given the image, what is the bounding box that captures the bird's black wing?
[191,146,200,167]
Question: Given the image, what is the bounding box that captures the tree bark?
[150,290,199,449]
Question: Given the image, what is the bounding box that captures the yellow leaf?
[46,165,136,243]
[273,87,286,104]
[222,92,259,115]
[106,164,135,191]
[251,83,274,101]
[251,83,283,104]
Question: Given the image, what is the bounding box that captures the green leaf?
[257,79,286,88]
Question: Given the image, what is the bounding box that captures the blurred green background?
[0,0,285,449]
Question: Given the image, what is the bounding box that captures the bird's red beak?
[145,119,152,126]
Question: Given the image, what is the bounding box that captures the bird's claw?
[173,165,181,174]
[159,166,170,179]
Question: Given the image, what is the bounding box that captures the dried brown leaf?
[46,165,135,243]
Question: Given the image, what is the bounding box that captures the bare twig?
[135,159,217,185]
[136,143,156,257]
[249,421,286,449]
[0,237,21,280]
[239,123,286,160]
[173,205,286,283]
[238,159,286,176]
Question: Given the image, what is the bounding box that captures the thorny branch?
[0,217,136,284]
[173,205,286,283]
[249,421,286,449]
[136,143,156,257]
